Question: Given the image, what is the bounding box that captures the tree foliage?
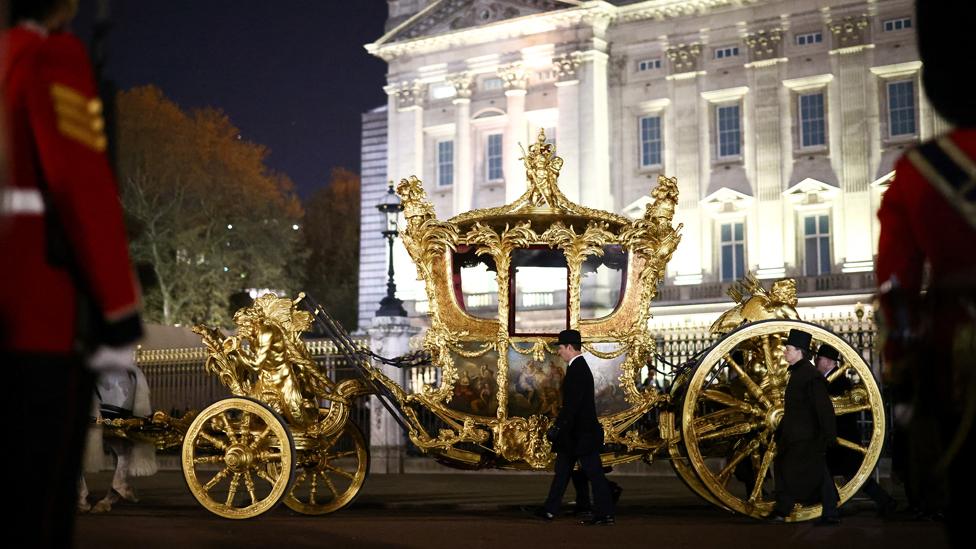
[302,167,361,330]
[117,86,304,326]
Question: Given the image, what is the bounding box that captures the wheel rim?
[680,320,885,521]
[182,397,295,519]
[278,422,370,515]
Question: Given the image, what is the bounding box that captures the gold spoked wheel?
[277,421,370,515]
[182,397,295,519]
[679,319,885,521]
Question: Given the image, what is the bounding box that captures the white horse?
[78,346,157,513]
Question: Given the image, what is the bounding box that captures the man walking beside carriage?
[535,329,616,525]
[768,329,839,525]
[815,343,898,517]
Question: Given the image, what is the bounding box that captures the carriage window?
[511,248,569,335]
[451,246,498,319]
[580,245,627,320]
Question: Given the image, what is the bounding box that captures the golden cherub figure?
[710,275,800,334]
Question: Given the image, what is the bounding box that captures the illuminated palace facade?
[358,0,940,330]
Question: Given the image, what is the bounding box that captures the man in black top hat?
[535,329,615,525]
[815,343,897,517]
[770,329,839,524]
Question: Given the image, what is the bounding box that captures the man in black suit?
[536,329,615,525]
[770,329,839,525]
[816,344,897,516]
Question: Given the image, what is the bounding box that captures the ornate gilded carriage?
[182,130,885,522]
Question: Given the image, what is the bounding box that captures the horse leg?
[92,441,135,513]
[78,476,91,512]
[110,441,139,502]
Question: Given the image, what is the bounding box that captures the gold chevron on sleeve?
[50,83,107,151]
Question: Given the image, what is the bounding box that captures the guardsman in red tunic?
[876,3,976,544]
[2,0,142,545]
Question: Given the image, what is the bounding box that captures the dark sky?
[73,0,390,200]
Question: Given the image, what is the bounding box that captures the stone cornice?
[617,0,762,24]
[869,61,922,79]
[366,0,771,62]
[365,2,616,62]
[782,73,834,91]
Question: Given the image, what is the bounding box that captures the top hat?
[784,329,812,350]
[816,343,841,362]
[557,329,582,347]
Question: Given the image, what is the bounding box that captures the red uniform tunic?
[877,128,976,297]
[1,24,142,354]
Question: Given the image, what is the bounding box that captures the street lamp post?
[375,181,408,317]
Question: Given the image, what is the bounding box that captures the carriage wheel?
[679,319,885,521]
[182,397,295,519]
[276,421,370,515]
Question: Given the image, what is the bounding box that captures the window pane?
[734,243,745,279]
[640,116,661,166]
[819,236,831,273]
[718,105,741,157]
[580,245,627,320]
[888,81,916,136]
[512,249,568,335]
[438,140,454,187]
[721,223,731,242]
[487,134,503,180]
[800,93,825,147]
[804,216,816,235]
[452,246,498,319]
[805,237,819,276]
[818,214,829,234]
[722,245,734,281]
[733,222,743,241]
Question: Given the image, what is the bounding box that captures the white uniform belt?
[1,187,45,215]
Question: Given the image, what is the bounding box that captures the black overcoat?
[774,359,838,503]
[553,356,603,456]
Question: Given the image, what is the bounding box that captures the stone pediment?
[380,0,567,44]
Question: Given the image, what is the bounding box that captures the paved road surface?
[76,470,948,549]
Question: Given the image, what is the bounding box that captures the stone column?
[449,73,474,216]
[745,29,787,279]
[553,52,582,203]
[367,315,420,474]
[395,80,425,182]
[666,43,705,283]
[390,80,426,304]
[829,16,874,271]
[577,50,612,210]
[498,62,528,203]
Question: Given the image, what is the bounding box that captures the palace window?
[637,58,662,72]
[429,83,456,100]
[803,214,831,276]
[437,140,454,187]
[887,80,916,137]
[486,133,503,181]
[717,104,741,158]
[482,77,504,91]
[720,222,746,282]
[715,46,740,59]
[639,115,662,167]
[799,92,826,148]
[883,17,912,32]
[796,31,823,45]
